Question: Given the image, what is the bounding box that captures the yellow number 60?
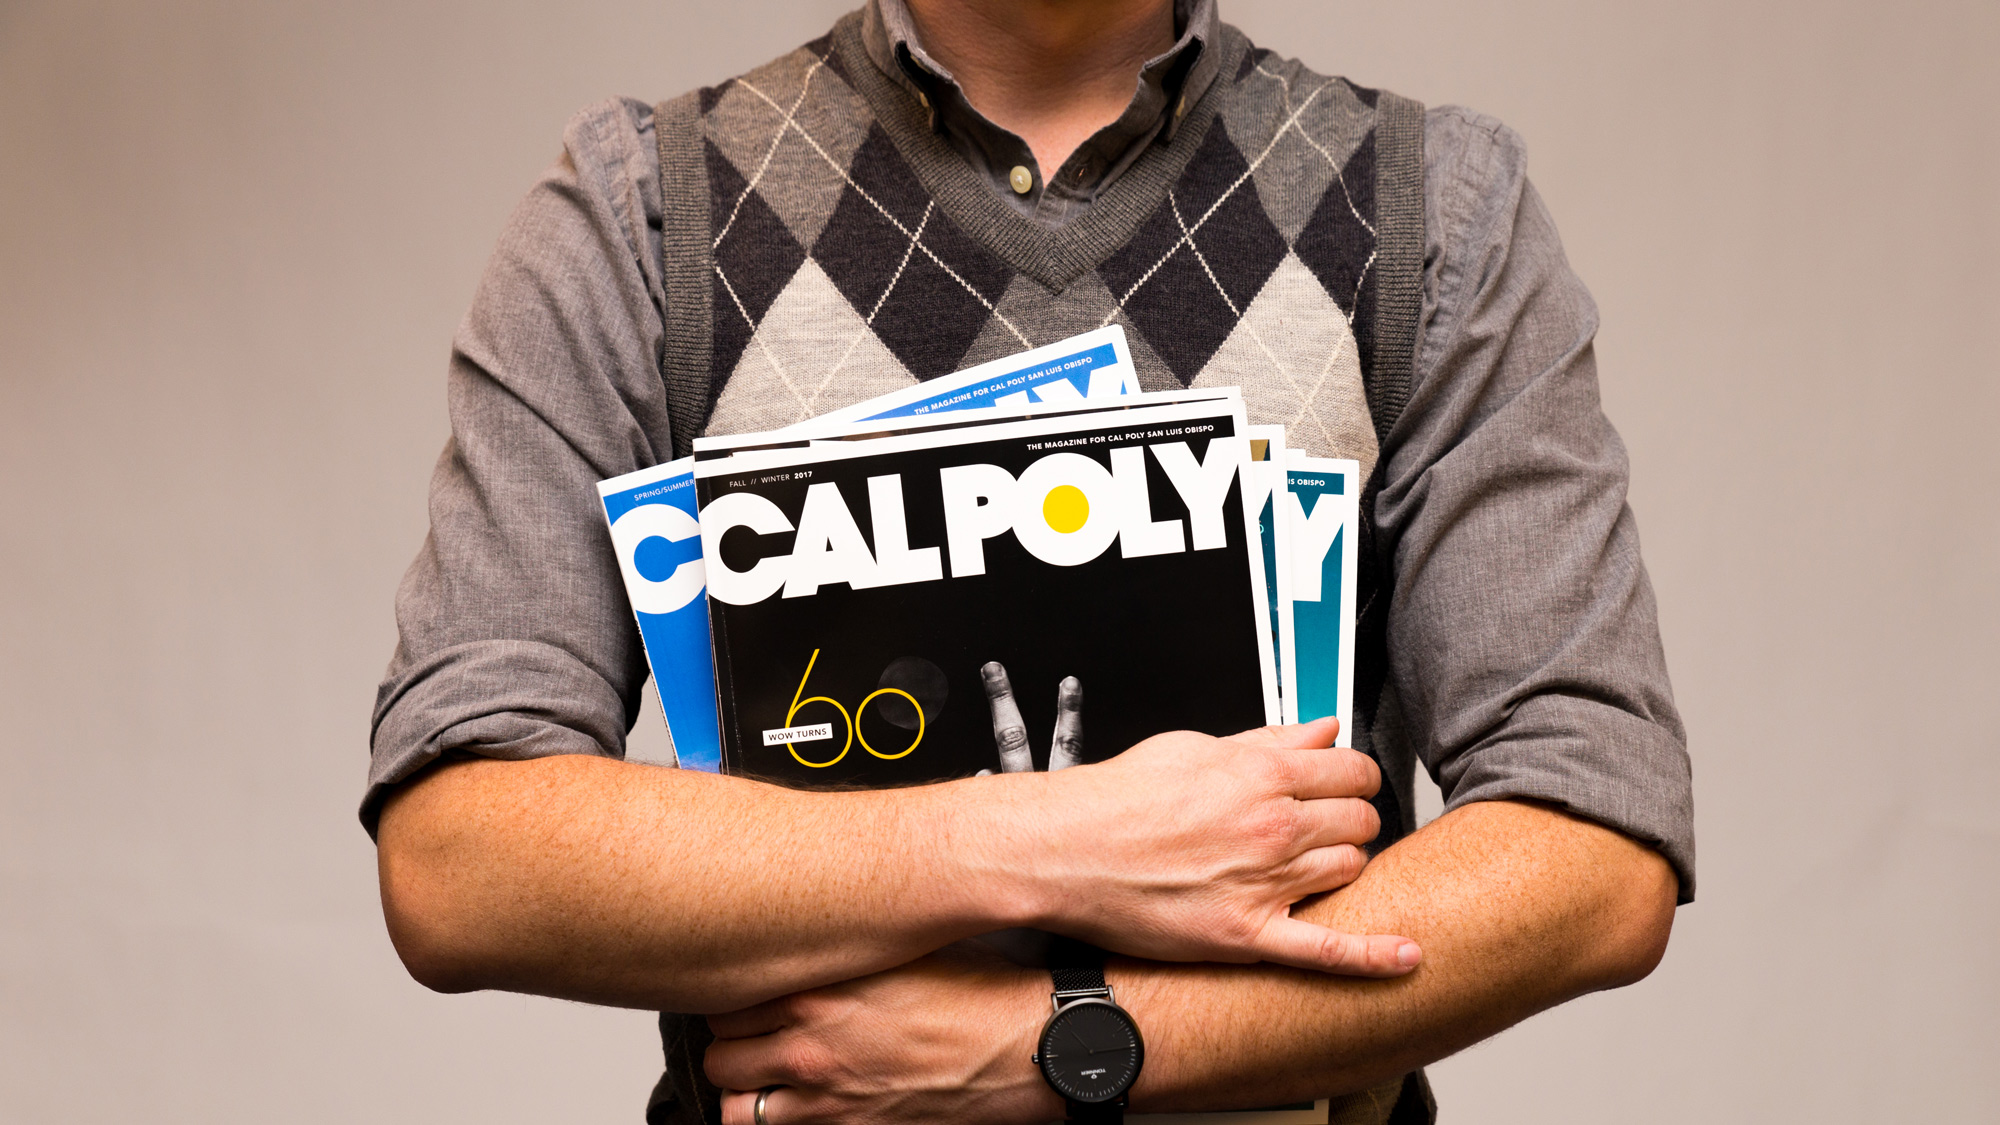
[783,649,925,768]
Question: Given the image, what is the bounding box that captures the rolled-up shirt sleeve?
[364,98,675,835]
[1380,107,1695,899]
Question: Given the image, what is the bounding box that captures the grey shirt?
[865,0,1221,228]
[368,26,1694,899]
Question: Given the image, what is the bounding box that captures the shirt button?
[1009,165,1033,194]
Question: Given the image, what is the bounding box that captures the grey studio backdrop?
[2,0,1994,1120]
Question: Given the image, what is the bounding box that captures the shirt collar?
[860,0,1220,145]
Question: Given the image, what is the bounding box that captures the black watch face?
[1038,999,1144,1104]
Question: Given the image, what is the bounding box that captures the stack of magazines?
[598,327,1361,1124]
[598,327,1359,784]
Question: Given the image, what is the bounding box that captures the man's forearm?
[377,754,1045,1013]
[375,720,1417,1015]
[1115,800,1679,1111]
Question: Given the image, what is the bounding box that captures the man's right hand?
[1014,716,1421,977]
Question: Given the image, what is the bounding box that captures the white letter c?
[699,491,794,605]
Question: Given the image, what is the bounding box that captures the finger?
[1251,916,1423,977]
[719,1087,805,1125]
[705,1033,793,1094]
[981,662,1034,773]
[707,997,792,1040]
[1270,745,1381,800]
[1276,842,1370,897]
[1286,795,1382,852]
[1225,715,1341,751]
[1048,675,1083,771]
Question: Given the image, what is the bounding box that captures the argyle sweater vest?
[645,14,1429,1123]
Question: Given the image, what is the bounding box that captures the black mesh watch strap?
[1049,935,1107,995]
[1051,963,1107,994]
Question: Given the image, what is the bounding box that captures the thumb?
[1227,715,1341,751]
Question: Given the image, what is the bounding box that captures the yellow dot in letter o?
[1043,485,1090,534]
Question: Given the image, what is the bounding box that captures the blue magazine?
[1279,454,1360,746]
[599,460,722,771]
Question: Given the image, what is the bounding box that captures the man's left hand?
[708,945,1063,1125]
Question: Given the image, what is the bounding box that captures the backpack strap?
[655,93,716,459]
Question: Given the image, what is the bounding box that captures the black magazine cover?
[692,396,1279,788]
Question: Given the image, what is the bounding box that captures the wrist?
[1103,959,1179,1111]
[924,769,1068,932]
[994,765,1095,932]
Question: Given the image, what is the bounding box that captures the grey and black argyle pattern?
[677,22,1397,481]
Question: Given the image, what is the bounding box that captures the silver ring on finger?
[754,1087,778,1125]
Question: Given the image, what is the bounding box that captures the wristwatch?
[1033,941,1144,1123]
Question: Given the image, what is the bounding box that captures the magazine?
[694,397,1330,1122]
[600,456,721,771]
[1279,454,1361,745]
[692,395,1278,785]
[694,388,1241,474]
[812,325,1138,425]
[1243,425,1294,714]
